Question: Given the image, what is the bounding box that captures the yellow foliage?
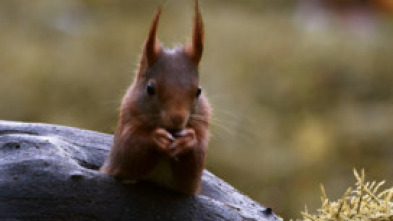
[298,169,393,221]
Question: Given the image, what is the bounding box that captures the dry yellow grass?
[298,169,393,220]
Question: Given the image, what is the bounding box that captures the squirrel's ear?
[185,0,204,65]
[143,7,162,66]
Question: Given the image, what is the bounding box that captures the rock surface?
[0,120,281,221]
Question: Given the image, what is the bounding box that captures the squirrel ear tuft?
[185,0,204,65]
[143,7,162,66]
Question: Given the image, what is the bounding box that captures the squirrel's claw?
[170,129,197,157]
[152,128,175,152]
[153,128,197,157]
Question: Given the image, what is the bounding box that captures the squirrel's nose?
[170,114,186,128]
[163,111,189,131]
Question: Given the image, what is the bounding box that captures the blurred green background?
[1,0,393,219]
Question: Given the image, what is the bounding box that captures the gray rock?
[0,120,281,221]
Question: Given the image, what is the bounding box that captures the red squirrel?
[100,0,211,195]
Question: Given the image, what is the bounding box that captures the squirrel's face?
[135,48,204,133]
[124,4,207,133]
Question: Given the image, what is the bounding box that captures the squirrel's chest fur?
[144,159,174,188]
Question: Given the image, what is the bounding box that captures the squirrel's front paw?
[152,128,175,153]
[169,129,197,157]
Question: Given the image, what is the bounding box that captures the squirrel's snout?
[162,111,189,132]
[170,114,186,127]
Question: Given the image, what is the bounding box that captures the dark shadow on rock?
[0,120,281,221]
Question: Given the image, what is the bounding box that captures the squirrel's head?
[124,0,208,133]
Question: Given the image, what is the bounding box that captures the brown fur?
[100,0,210,195]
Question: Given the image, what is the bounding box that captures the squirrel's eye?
[146,83,156,96]
[196,86,202,97]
